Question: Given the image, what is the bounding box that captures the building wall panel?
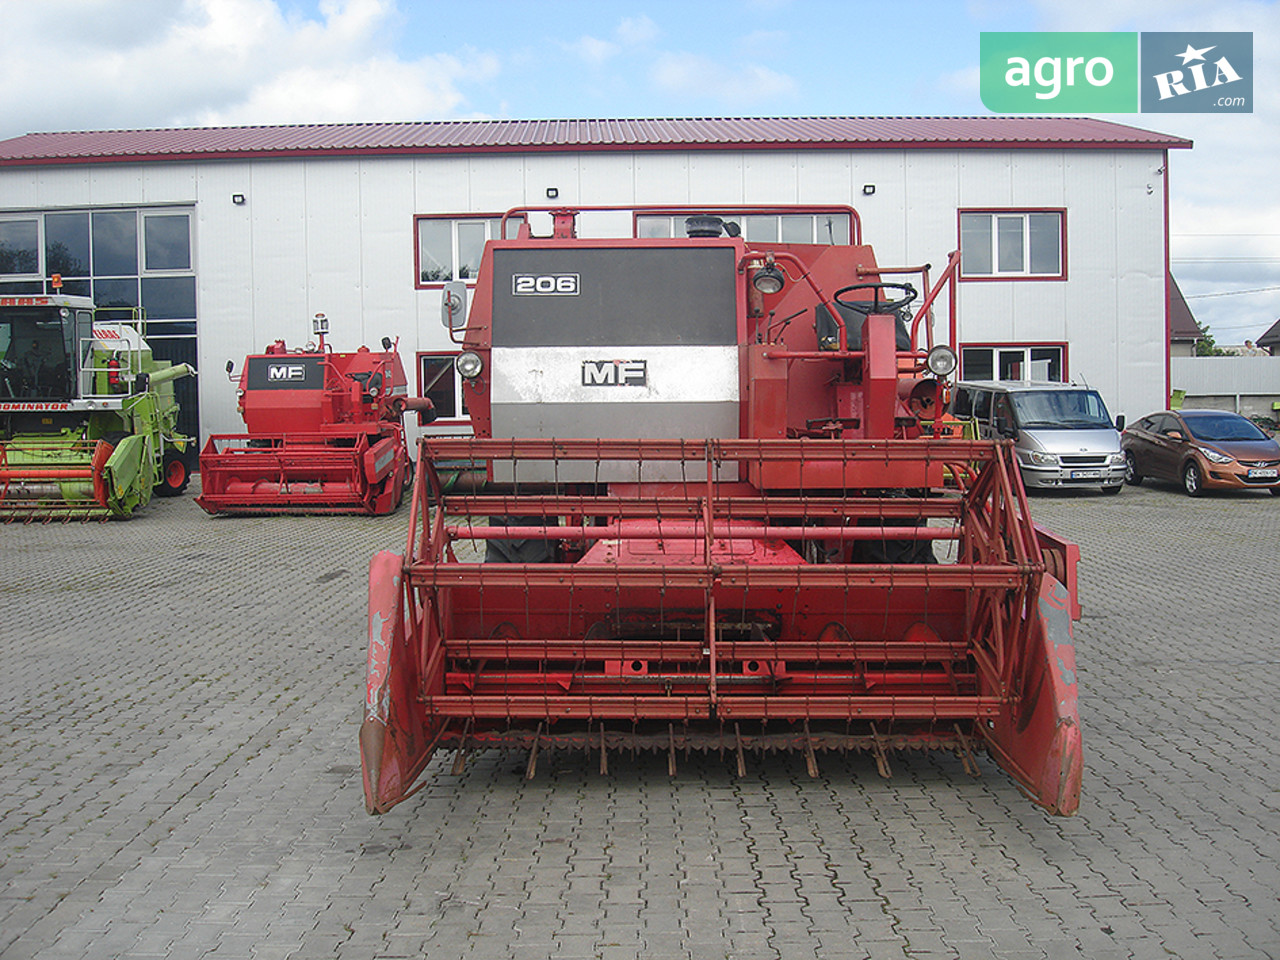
[1,142,1175,439]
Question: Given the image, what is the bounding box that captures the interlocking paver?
[2,481,1279,959]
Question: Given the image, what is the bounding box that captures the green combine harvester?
[0,294,197,520]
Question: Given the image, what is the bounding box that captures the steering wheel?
[832,282,917,315]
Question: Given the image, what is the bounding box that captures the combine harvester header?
[197,314,434,515]
[361,207,1084,816]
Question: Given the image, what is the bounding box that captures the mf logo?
[267,364,307,382]
[581,359,647,387]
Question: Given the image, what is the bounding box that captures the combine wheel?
[1182,461,1203,497]
[1124,450,1143,486]
[156,448,192,497]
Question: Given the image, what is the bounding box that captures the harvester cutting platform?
[1,294,196,520]
[196,315,434,515]
[362,207,1084,816]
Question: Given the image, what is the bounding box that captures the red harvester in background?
[362,207,1083,816]
[197,314,434,515]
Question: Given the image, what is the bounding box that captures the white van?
[951,381,1126,494]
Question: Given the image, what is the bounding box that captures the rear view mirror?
[440,280,468,330]
[1115,414,1125,431]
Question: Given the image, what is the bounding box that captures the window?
[419,353,469,423]
[416,216,524,286]
[0,219,39,276]
[959,210,1064,279]
[144,214,192,270]
[635,210,851,245]
[0,208,198,438]
[45,213,90,277]
[960,345,1065,382]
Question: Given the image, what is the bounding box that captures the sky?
[2,0,1277,344]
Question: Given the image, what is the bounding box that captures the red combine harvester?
[197,314,434,515]
[362,207,1083,815]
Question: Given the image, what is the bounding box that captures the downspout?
[1163,149,1172,406]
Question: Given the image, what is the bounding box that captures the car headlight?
[1109,452,1127,465]
[1026,450,1058,466]
[455,351,484,379]
[1199,447,1234,464]
[926,345,958,377]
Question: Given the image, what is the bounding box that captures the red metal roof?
[0,117,1190,167]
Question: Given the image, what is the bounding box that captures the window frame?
[417,350,470,426]
[632,206,857,245]
[414,214,525,289]
[957,208,1067,282]
[959,342,1069,383]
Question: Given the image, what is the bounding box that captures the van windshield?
[1010,389,1113,429]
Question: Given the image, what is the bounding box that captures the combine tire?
[156,449,192,497]
[1124,450,1143,486]
[1182,461,1203,497]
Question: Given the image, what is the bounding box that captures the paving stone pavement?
[1,477,1277,960]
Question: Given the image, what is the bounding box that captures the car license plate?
[1247,468,1278,479]
[1071,470,1101,479]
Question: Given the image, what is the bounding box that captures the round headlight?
[926,345,958,378]
[455,351,484,379]
[751,264,786,295]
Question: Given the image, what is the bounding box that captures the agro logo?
[267,364,308,382]
[581,360,647,387]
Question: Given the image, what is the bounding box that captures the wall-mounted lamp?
[546,187,559,199]
[862,184,876,196]
[231,193,246,205]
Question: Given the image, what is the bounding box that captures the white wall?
[1171,356,1280,419]
[0,145,1171,439]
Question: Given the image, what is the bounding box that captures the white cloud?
[652,52,798,106]
[567,35,622,67]
[617,15,660,46]
[0,0,493,136]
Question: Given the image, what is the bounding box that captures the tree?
[1194,324,1229,357]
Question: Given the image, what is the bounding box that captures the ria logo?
[582,359,647,387]
[1141,32,1251,112]
[267,364,307,381]
[1153,43,1242,99]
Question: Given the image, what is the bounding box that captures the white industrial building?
[0,116,1191,441]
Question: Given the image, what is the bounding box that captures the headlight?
[1027,450,1058,466]
[926,345,958,377]
[1109,452,1127,465]
[455,351,484,379]
[1199,447,1234,464]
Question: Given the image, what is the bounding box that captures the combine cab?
[0,294,196,520]
[196,315,434,515]
[362,207,1083,816]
